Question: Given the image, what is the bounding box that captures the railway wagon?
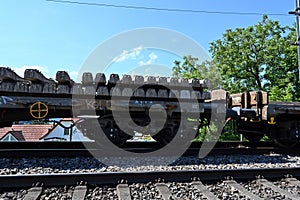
[229,91,300,147]
[0,67,300,147]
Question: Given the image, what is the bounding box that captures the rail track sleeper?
[72,185,87,200]
[285,177,300,187]
[23,187,42,200]
[257,178,299,200]
[116,184,131,200]
[155,183,179,200]
[192,181,218,200]
[224,180,263,200]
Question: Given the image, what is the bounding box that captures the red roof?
[10,131,25,141]
[0,124,53,141]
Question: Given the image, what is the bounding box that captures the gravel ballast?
[0,153,299,175]
[2,179,299,199]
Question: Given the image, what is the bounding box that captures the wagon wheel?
[98,116,133,147]
[152,127,175,145]
[268,124,298,148]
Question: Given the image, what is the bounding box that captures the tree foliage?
[172,55,222,89]
[209,15,299,101]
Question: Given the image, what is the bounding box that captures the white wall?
[42,121,93,141]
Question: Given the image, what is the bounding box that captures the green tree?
[269,82,294,102]
[172,55,222,89]
[209,15,299,101]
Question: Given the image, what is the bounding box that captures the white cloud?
[112,46,143,63]
[127,64,172,77]
[139,52,158,65]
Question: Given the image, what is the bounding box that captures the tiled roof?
[10,131,25,141]
[0,124,53,141]
[0,130,25,141]
[0,127,13,140]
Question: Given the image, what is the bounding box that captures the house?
[40,118,93,142]
[0,130,25,142]
[0,118,93,142]
[0,124,53,142]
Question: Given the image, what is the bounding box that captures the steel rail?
[0,141,299,157]
[0,141,287,150]
[0,167,299,188]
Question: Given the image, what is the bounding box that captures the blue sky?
[0,0,296,81]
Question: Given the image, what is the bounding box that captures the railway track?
[1,141,300,199]
[1,168,300,199]
[0,141,299,158]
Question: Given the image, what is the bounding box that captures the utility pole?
[289,0,300,80]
